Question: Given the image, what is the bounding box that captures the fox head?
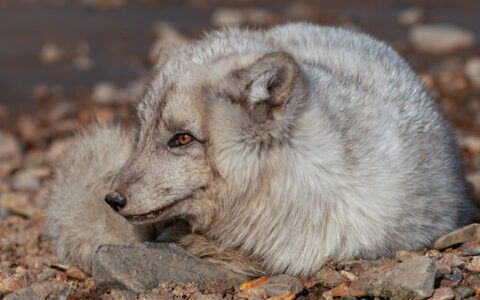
[106,44,306,230]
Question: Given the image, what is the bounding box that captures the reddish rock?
[431,287,454,300]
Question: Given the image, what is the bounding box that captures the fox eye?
[168,133,195,148]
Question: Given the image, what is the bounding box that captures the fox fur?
[46,23,471,278]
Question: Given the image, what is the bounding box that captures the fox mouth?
[123,197,186,225]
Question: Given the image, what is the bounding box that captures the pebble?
[37,269,56,281]
[459,240,480,256]
[110,289,139,300]
[39,42,64,65]
[466,256,480,273]
[322,283,349,298]
[66,266,89,281]
[340,270,358,281]
[444,268,463,284]
[444,254,466,268]
[3,280,70,300]
[458,135,480,154]
[310,266,348,289]
[455,286,474,298]
[465,57,480,89]
[430,287,455,300]
[0,193,36,218]
[12,167,50,191]
[364,256,436,299]
[92,81,120,105]
[264,274,303,297]
[433,223,480,250]
[0,269,37,293]
[408,24,476,55]
[0,131,21,160]
[435,261,452,275]
[93,243,247,294]
[397,7,423,26]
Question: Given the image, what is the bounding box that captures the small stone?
[238,276,268,298]
[445,254,466,268]
[433,224,480,250]
[440,279,457,288]
[396,250,419,261]
[397,8,423,26]
[322,283,349,298]
[455,286,474,298]
[459,241,480,256]
[92,82,119,105]
[93,243,247,294]
[472,282,480,295]
[465,57,480,89]
[110,289,138,300]
[190,292,223,300]
[426,249,442,259]
[4,280,70,300]
[431,287,454,300]
[364,256,436,299]
[0,193,35,218]
[0,131,21,160]
[37,269,56,281]
[466,256,480,273]
[264,274,303,297]
[310,266,348,289]
[340,270,358,281]
[444,268,462,284]
[409,24,476,55]
[466,274,480,284]
[435,261,452,275]
[459,135,480,154]
[12,167,51,191]
[66,266,89,281]
[0,270,37,293]
[40,42,64,65]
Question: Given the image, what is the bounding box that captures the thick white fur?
[46,23,471,277]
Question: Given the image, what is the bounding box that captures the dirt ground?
[0,1,480,299]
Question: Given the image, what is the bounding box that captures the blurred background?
[0,0,479,209]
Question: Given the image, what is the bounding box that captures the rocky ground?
[1,1,480,299]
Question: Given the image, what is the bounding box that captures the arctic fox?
[46,23,471,277]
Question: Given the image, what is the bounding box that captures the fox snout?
[105,191,127,211]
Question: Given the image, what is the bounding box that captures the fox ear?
[239,52,302,120]
[154,43,178,68]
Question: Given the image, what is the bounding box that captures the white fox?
[46,23,471,277]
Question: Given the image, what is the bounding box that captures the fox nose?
[105,192,127,211]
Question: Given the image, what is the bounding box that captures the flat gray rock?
[365,256,436,299]
[92,242,248,294]
[264,274,303,297]
[4,281,70,300]
[433,223,480,250]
